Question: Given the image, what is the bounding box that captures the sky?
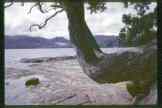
[5,2,156,39]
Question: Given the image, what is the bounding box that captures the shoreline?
[20,56,77,63]
[5,55,157,105]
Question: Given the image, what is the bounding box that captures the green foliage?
[86,0,107,14]
[25,78,40,86]
[119,2,157,46]
[48,0,107,14]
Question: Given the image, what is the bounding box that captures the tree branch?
[28,2,48,14]
[51,4,63,9]
[29,8,64,31]
[27,3,38,14]
[28,2,63,14]
[37,2,47,13]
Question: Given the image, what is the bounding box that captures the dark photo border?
[1,0,161,108]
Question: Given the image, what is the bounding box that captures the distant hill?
[5,35,120,49]
[95,35,120,47]
[5,35,72,49]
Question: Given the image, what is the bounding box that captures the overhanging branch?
[29,8,64,31]
[50,4,63,9]
[38,2,47,13]
[27,3,38,14]
[28,3,63,14]
[28,2,47,14]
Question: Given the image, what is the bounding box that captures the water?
[5,48,76,69]
[5,48,142,69]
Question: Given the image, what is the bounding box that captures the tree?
[119,2,157,46]
[5,0,157,104]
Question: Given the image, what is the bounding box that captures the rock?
[20,58,45,63]
[6,43,157,105]
[25,78,40,86]
[20,56,76,63]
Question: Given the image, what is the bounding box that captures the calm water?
[5,48,75,68]
[5,48,142,69]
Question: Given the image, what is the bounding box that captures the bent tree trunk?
[63,1,105,78]
[64,1,102,60]
[63,1,157,102]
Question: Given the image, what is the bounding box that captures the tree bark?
[63,1,103,63]
[62,1,157,101]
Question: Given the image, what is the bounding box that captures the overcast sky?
[5,2,156,39]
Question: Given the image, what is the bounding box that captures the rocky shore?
[5,56,157,105]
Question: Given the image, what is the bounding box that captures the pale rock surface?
[5,56,157,105]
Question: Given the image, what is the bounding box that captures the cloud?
[85,2,127,36]
[5,2,156,39]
